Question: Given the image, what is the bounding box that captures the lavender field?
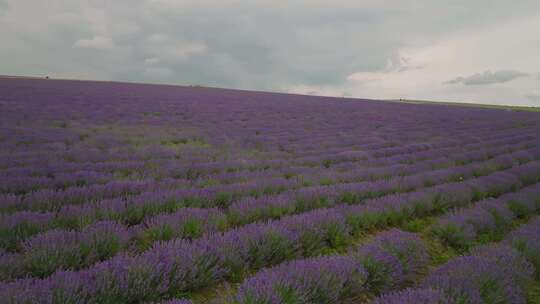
[1,77,540,304]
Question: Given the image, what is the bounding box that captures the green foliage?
[430,224,471,251]
[0,223,42,252]
[528,280,540,304]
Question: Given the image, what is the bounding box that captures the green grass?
[529,280,540,304]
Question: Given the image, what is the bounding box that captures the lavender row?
[0,229,428,304]
[2,156,539,277]
[67,144,540,230]
[3,119,531,174]
[226,148,540,225]
[1,161,539,300]
[374,217,540,304]
[0,221,132,279]
[2,134,538,210]
[0,207,227,279]
[2,147,536,253]
[2,139,530,221]
[237,209,540,304]
[0,171,114,195]
[6,127,534,194]
[2,121,534,189]
[3,128,537,197]
[3,133,538,217]
[3,78,537,157]
[0,180,175,214]
[373,245,533,304]
[279,138,540,189]
[432,184,540,249]
[234,229,429,303]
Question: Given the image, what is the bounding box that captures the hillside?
[1,77,540,303]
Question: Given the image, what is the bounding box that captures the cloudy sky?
[1,0,540,106]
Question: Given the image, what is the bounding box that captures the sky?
[1,0,540,106]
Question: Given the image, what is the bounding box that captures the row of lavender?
[2,123,534,223]
[1,153,539,281]
[3,133,537,220]
[4,212,540,304]
[0,119,480,183]
[3,80,538,170]
[372,219,540,304]
[3,140,539,256]
[233,175,540,304]
[235,216,540,304]
[1,123,531,175]
[1,160,539,302]
[2,128,537,199]
[3,103,533,173]
[433,184,540,249]
[2,127,536,213]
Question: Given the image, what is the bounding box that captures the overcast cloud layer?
[1,1,539,106]
[444,70,529,86]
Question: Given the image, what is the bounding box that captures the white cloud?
[287,13,540,106]
[144,57,160,65]
[143,67,174,79]
[143,34,208,63]
[73,36,115,50]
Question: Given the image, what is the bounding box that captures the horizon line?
[1,74,539,111]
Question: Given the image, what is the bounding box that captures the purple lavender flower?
[140,207,225,248]
[470,244,534,284]
[504,217,540,276]
[293,185,339,212]
[0,250,25,280]
[228,195,295,225]
[0,270,90,304]
[0,176,53,195]
[356,229,429,294]
[476,198,515,229]
[422,244,534,304]
[23,229,84,277]
[371,288,453,304]
[0,211,55,251]
[235,255,367,304]
[506,190,540,218]
[430,183,474,211]
[143,238,225,295]
[56,203,100,229]
[81,220,132,261]
[432,207,495,249]
[282,208,350,256]
[20,221,131,278]
[212,221,300,277]
[0,194,23,213]
[82,253,170,303]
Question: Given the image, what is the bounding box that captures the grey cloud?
[444,70,529,85]
[1,0,540,92]
[0,0,8,15]
[525,94,540,103]
[73,36,115,50]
